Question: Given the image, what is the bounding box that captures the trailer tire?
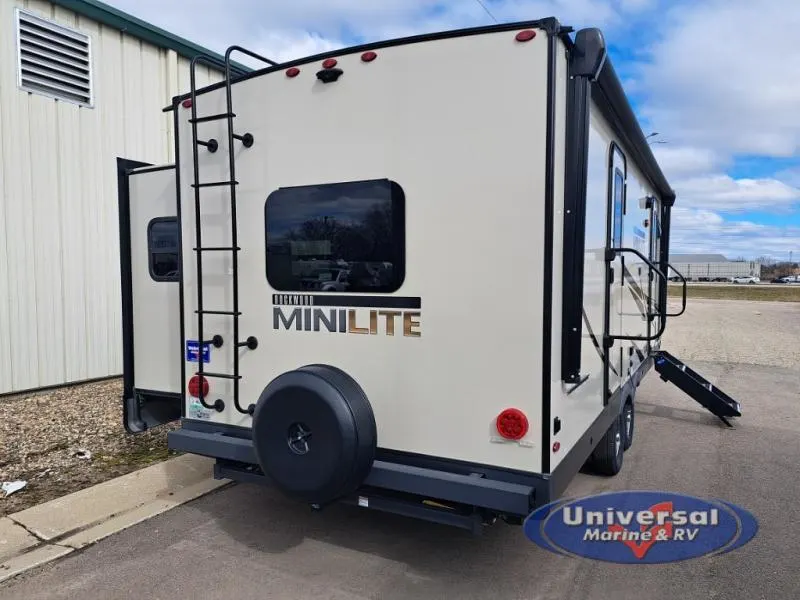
[622,399,634,451]
[588,413,624,476]
[251,364,377,505]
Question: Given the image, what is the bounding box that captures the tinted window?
[147,217,180,282]
[265,179,405,293]
[612,168,624,247]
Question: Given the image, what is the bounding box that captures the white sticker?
[358,496,369,508]
[189,399,212,420]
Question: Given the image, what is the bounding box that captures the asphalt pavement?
[2,356,798,600]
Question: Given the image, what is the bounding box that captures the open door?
[117,158,182,433]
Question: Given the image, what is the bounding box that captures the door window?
[611,168,625,248]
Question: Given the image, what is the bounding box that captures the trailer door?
[648,198,662,351]
[608,144,627,391]
[118,159,182,433]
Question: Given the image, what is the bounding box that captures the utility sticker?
[188,399,212,420]
[186,340,210,363]
[523,490,758,563]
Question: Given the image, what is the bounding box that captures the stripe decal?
[272,294,421,309]
[582,308,620,377]
[622,265,649,318]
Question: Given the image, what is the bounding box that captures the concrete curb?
[1,454,229,584]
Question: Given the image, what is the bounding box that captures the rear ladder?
[188,48,278,415]
[654,350,742,427]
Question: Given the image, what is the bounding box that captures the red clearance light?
[553,442,561,453]
[286,67,300,78]
[188,375,209,398]
[181,98,192,108]
[322,58,338,69]
[361,51,377,62]
[496,408,529,440]
[515,30,537,42]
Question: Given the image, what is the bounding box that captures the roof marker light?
[515,30,537,42]
[322,58,338,69]
[361,51,377,62]
[286,67,300,78]
[182,98,192,108]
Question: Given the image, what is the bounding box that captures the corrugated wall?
[0,0,222,394]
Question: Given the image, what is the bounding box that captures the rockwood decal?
[523,490,758,563]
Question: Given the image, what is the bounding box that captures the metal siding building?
[668,254,761,281]
[0,0,242,394]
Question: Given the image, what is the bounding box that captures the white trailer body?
[117,18,742,532]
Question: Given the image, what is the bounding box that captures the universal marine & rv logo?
[523,490,758,563]
[272,294,421,337]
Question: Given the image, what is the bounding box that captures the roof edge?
[49,0,253,75]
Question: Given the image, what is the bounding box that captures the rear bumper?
[167,425,541,518]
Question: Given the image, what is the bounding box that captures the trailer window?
[147,217,180,282]
[611,168,625,247]
[264,179,405,293]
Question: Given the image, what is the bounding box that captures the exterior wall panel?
[0,0,222,394]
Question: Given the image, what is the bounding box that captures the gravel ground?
[0,378,179,517]
[661,297,800,369]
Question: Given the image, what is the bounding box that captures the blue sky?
[104,0,800,261]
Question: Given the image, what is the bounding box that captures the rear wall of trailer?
[0,1,222,395]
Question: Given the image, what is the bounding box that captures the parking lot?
[2,297,799,600]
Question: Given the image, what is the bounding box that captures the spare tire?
[251,364,377,505]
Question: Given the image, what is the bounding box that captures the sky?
[103,0,800,261]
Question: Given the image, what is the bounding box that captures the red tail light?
[188,375,209,398]
[496,408,529,440]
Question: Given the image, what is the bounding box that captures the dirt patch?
[668,283,800,302]
[0,378,180,517]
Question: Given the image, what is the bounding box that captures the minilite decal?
[272,294,422,337]
[523,490,758,563]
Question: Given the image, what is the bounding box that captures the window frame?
[15,7,95,108]
[147,217,180,283]
[264,178,407,294]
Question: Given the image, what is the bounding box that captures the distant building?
[667,254,761,281]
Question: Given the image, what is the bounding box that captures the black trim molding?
[560,28,607,384]
[116,157,153,433]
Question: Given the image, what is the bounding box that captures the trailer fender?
[251,364,377,506]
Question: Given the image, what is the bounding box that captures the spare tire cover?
[251,364,377,505]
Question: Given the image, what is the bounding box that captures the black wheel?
[251,364,377,505]
[588,413,624,476]
[622,400,634,451]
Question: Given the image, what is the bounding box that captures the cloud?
[670,207,799,258]
[672,174,800,213]
[635,0,800,159]
[651,145,724,179]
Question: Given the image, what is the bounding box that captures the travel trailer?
[117,18,742,533]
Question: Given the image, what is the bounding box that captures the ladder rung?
[193,247,241,252]
[195,310,241,316]
[189,112,235,123]
[192,180,239,188]
[197,372,242,381]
